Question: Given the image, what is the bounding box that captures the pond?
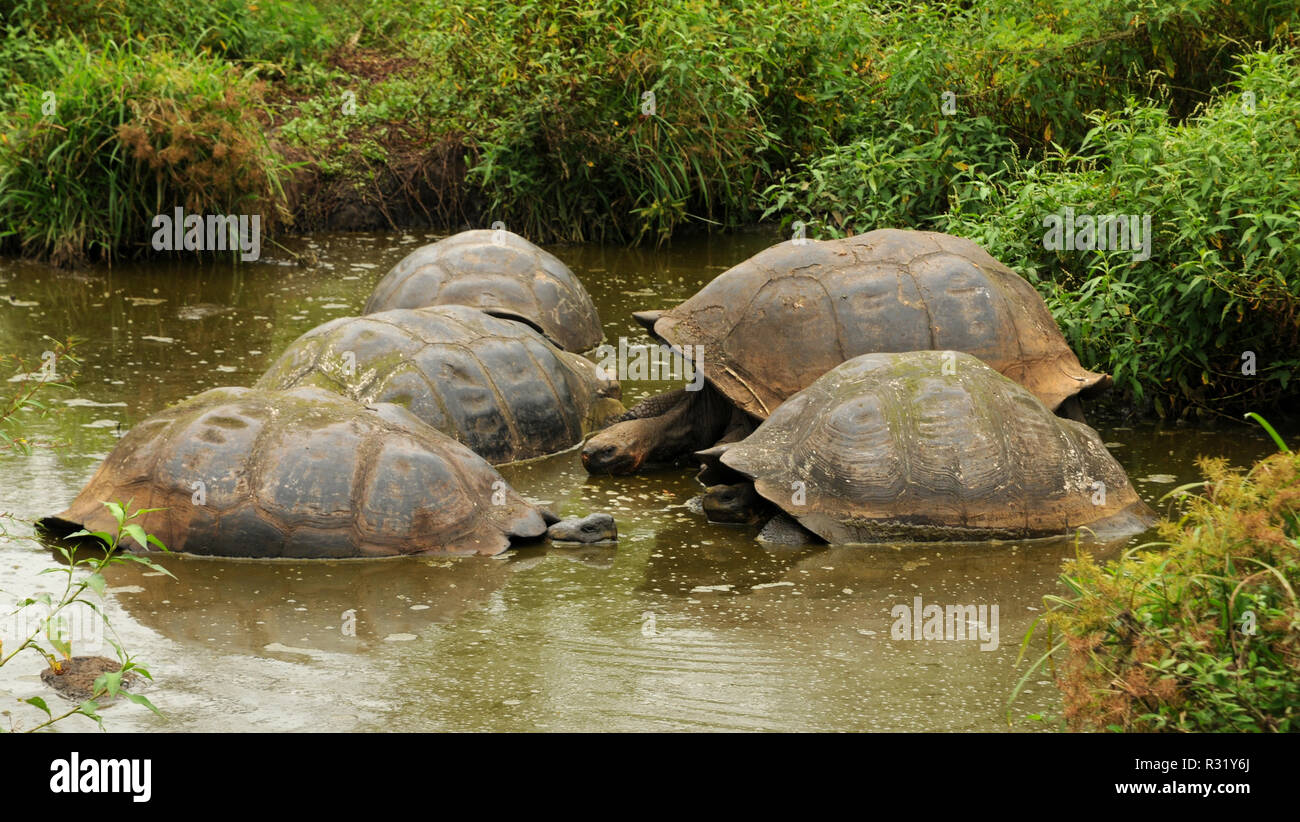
[0,231,1288,731]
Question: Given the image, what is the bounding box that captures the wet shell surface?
[715,351,1153,543]
[641,228,1108,417]
[41,387,549,558]
[256,305,624,464]
[363,229,602,352]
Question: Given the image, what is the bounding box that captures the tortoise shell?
[639,229,1108,417]
[254,305,625,464]
[41,387,550,558]
[712,352,1153,542]
[363,229,603,352]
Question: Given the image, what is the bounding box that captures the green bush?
[748,0,1300,246]
[760,116,1016,239]
[945,48,1300,416]
[1031,427,1299,732]
[0,40,289,265]
[0,0,334,67]
[399,0,873,243]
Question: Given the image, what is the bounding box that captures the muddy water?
[0,232,1290,732]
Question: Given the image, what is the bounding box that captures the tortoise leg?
[756,513,817,545]
[581,384,733,474]
[702,482,770,524]
[1056,395,1088,424]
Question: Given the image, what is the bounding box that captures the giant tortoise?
[255,305,625,464]
[39,387,555,558]
[364,229,603,352]
[697,351,1154,543]
[582,229,1109,474]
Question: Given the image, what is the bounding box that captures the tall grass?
[0,40,289,265]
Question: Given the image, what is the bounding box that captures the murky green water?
[0,232,1290,731]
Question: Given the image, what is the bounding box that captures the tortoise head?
[547,513,618,543]
[702,482,765,524]
[581,417,657,474]
[581,385,734,475]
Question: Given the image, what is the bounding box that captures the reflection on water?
[101,553,518,655]
[0,230,1293,731]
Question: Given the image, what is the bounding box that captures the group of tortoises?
[41,227,1154,558]
[41,230,622,558]
[583,228,1153,543]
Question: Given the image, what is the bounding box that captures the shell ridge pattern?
[810,274,849,365]
[349,414,383,550]
[963,366,1011,528]
[519,339,580,443]
[468,336,532,452]
[982,261,1033,367]
[247,398,293,556]
[900,262,938,351]
[880,371,911,523]
[144,399,206,545]
[714,273,786,409]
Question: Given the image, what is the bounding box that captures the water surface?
[0,232,1288,731]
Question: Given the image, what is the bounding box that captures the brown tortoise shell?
[43,387,549,558]
[713,351,1153,543]
[363,229,603,353]
[640,229,1109,418]
[256,305,624,464]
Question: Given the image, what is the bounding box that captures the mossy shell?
[42,387,549,558]
[255,305,624,464]
[714,352,1153,542]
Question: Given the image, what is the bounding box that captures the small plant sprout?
[3,501,173,732]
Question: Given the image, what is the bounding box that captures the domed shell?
[41,387,549,558]
[254,305,624,464]
[641,229,1108,417]
[364,229,603,352]
[715,352,1153,542]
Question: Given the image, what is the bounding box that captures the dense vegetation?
[1,0,1298,415]
[1029,421,1298,732]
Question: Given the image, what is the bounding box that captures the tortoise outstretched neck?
[582,382,735,474]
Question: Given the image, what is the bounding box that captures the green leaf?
[22,696,51,718]
[94,670,123,698]
[77,700,104,729]
[104,501,126,527]
[123,523,149,551]
[1244,412,1290,453]
[114,554,176,577]
[123,691,164,717]
[48,632,72,658]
